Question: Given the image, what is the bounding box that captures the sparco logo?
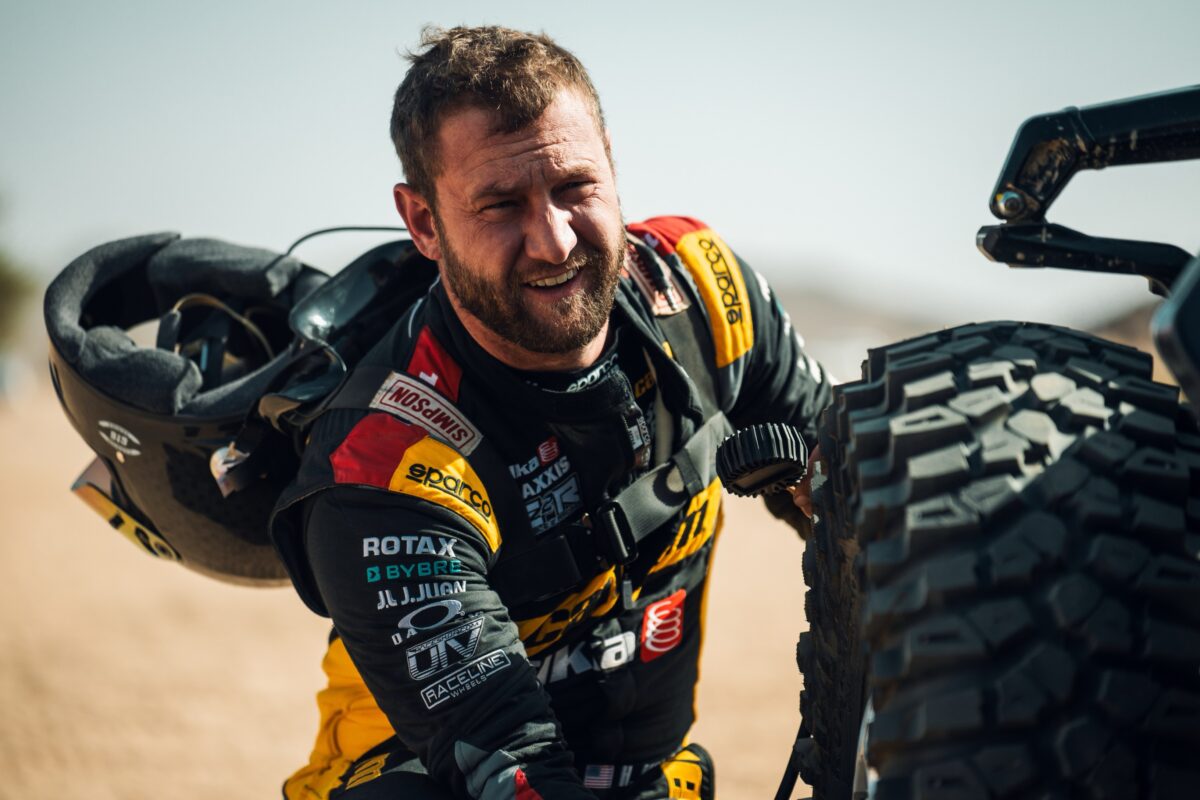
[370,371,481,454]
[640,589,685,662]
[698,236,743,325]
[406,616,484,680]
[406,465,493,520]
[420,649,511,709]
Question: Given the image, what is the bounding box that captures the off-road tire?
[796,407,870,798]
[815,320,1200,799]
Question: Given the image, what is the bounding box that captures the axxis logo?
[641,589,685,662]
[406,616,484,680]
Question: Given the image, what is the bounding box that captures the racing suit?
[270,216,832,800]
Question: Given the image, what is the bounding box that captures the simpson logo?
[370,371,481,455]
[676,230,754,368]
[406,616,484,680]
[641,589,685,662]
[390,437,501,552]
[393,599,463,643]
[420,649,511,709]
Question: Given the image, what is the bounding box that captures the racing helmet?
[44,233,328,585]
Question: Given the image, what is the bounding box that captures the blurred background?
[1,1,1196,797]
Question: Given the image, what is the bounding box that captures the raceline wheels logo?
[419,649,511,709]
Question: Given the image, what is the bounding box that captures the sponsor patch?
[370,371,482,455]
[530,631,636,685]
[419,649,511,709]
[405,616,484,680]
[675,229,754,368]
[390,438,501,552]
[524,474,582,535]
[376,580,466,607]
[641,589,685,662]
[367,559,462,583]
[392,599,463,644]
[362,535,457,558]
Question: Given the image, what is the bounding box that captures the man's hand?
[786,444,824,519]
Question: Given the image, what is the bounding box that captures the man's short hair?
[390,26,606,205]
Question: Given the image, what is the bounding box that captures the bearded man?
[270,25,831,800]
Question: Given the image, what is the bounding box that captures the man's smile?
[525,267,580,289]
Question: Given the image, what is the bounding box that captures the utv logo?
[370,371,481,454]
[97,421,141,457]
[419,649,511,709]
[405,616,484,680]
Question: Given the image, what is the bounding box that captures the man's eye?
[559,181,593,197]
[482,200,516,211]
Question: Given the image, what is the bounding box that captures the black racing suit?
[270,217,832,800]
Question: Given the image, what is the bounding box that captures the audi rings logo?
[391,599,463,645]
[640,589,685,662]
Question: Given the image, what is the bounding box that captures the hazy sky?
[2,0,1198,329]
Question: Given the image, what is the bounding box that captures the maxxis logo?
[640,589,685,662]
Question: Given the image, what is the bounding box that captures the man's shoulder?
[323,411,501,552]
[627,216,756,370]
[626,215,710,257]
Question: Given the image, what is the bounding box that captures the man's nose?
[524,204,577,265]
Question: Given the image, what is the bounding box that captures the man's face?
[422,89,625,355]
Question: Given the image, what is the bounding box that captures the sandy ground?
[0,385,812,800]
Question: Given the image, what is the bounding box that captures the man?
[270,25,831,800]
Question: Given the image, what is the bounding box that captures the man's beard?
[436,221,623,354]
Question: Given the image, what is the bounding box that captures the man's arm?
[303,486,595,800]
[726,258,834,530]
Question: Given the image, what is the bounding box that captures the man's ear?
[394,183,442,262]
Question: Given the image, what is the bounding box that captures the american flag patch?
[583,764,615,789]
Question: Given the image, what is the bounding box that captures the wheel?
[815,320,1200,799]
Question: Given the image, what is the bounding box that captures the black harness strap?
[488,410,731,605]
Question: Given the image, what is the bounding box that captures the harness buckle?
[593,501,637,566]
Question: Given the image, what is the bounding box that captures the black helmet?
[44,233,328,585]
